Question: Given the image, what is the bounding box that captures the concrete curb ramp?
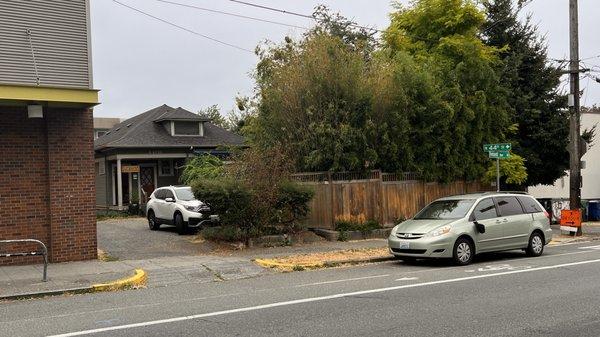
[0,269,147,301]
[255,256,394,271]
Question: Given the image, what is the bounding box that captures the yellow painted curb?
[92,269,147,292]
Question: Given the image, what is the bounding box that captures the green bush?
[191,178,315,241]
[334,219,382,233]
[273,181,314,231]
[191,178,253,230]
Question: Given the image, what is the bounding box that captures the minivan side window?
[495,196,525,216]
[472,198,498,221]
[517,196,543,213]
[164,189,175,200]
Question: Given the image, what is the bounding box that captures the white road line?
[48,257,600,337]
[395,277,418,281]
[294,274,389,287]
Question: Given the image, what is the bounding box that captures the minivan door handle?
[502,218,508,223]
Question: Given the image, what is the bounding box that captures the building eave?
[0,84,100,108]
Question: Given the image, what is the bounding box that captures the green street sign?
[488,151,510,159]
[483,143,511,152]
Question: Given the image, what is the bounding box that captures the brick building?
[0,0,99,264]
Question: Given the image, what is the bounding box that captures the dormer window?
[171,121,203,136]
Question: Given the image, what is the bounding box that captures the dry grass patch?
[255,247,390,271]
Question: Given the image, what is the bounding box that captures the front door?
[140,166,155,204]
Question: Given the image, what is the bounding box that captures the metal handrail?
[0,239,48,282]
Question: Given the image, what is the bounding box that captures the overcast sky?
[90,0,600,119]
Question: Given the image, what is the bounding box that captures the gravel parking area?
[97,217,217,260]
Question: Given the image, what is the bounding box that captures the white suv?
[146,186,219,235]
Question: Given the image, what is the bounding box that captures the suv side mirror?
[474,221,486,234]
[165,197,175,203]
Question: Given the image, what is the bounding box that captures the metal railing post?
[0,239,49,282]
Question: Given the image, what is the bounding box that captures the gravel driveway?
[97,217,217,260]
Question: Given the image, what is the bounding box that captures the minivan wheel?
[175,213,187,235]
[526,232,544,257]
[453,237,474,266]
[148,211,160,231]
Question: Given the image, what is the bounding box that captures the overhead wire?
[113,0,254,53]
[223,0,383,33]
[155,0,309,30]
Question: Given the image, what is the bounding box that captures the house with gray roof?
[95,104,244,210]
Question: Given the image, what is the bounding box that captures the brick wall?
[0,106,96,265]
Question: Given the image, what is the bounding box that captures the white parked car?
[146,186,219,235]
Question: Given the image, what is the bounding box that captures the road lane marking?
[579,245,600,250]
[48,257,600,337]
[5,249,596,326]
[464,264,532,273]
[294,274,389,287]
[395,277,418,281]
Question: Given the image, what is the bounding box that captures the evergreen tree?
[482,0,569,186]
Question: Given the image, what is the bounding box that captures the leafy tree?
[383,0,512,181]
[198,105,229,129]
[180,154,224,185]
[482,0,568,186]
[483,153,528,186]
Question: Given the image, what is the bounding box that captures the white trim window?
[158,159,174,176]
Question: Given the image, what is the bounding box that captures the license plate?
[399,241,410,249]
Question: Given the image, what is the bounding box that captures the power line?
[156,0,309,30]
[224,0,383,33]
[113,0,254,53]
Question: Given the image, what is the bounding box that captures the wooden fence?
[291,170,493,229]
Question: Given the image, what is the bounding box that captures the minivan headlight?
[425,225,452,238]
[185,205,198,212]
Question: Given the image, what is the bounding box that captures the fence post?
[327,171,335,228]
[376,170,385,225]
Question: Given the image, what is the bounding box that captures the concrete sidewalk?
[0,255,269,299]
[0,239,390,300]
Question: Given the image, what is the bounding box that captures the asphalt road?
[3,241,600,337]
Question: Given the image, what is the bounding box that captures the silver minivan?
[388,192,553,265]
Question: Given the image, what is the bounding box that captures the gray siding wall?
[95,160,110,207]
[0,0,92,88]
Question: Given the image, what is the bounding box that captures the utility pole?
[568,0,582,235]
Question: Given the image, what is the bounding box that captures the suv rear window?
[154,189,166,200]
[517,196,543,213]
[495,196,525,216]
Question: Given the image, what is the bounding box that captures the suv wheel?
[148,210,160,230]
[453,237,474,266]
[175,213,187,235]
[526,232,544,257]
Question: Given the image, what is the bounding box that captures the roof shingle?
[94,104,244,151]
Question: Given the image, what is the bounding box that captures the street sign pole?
[496,158,500,192]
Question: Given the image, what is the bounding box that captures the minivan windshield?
[174,187,196,201]
[414,199,475,220]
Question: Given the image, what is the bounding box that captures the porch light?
[27,104,43,118]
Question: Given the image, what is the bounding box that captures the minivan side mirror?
[474,221,486,234]
[165,197,175,203]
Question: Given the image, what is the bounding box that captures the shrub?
[273,181,314,233]
[191,178,253,230]
[334,214,382,233]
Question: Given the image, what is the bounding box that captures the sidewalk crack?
[202,264,225,281]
